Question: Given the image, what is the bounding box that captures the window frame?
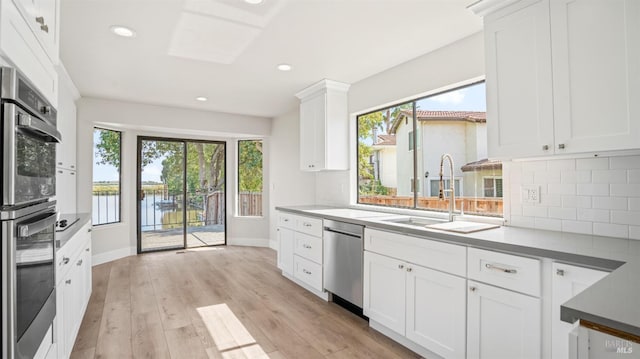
[92,127,122,226]
[237,139,264,218]
[482,176,503,198]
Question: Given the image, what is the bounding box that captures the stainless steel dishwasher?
[323,219,364,308]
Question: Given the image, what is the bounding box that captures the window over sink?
[357,81,503,217]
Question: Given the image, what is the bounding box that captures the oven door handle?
[18,212,57,237]
[17,113,61,143]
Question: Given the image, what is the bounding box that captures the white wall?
[505,155,640,239]
[268,109,316,248]
[77,97,272,264]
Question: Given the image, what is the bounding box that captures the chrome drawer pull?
[62,257,70,265]
[303,244,312,249]
[302,269,312,275]
[303,223,312,227]
[485,263,517,274]
[556,269,565,276]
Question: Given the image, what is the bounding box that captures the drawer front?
[56,222,91,282]
[467,247,540,297]
[295,216,323,237]
[364,228,466,277]
[294,232,322,264]
[277,212,296,230]
[293,255,323,291]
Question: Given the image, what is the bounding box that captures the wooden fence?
[359,195,503,216]
[238,192,263,216]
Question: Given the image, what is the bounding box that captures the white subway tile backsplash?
[593,223,629,238]
[630,226,640,240]
[592,170,627,184]
[611,210,640,225]
[535,218,562,231]
[522,161,547,172]
[534,171,561,184]
[540,194,562,207]
[561,170,591,184]
[547,159,576,171]
[610,184,640,197]
[610,155,640,169]
[592,197,628,210]
[509,215,535,228]
[523,206,548,218]
[548,183,576,195]
[629,170,640,183]
[548,207,577,220]
[521,171,535,185]
[561,220,593,235]
[577,157,609,170]
[577,183,609,196]
[577,208,610,223]
[630,198,640,211]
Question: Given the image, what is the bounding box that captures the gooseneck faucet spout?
[439,154,456,222]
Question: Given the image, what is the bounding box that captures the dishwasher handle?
[323,227,361,239]
[323,220,363,238]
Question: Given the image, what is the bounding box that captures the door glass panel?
[139,139,185,252]
[185,142,226,248]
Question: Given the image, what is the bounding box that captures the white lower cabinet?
[364,250,467,359]
[551,263,609,359]
[55,221,92,359]
[276,227,294,275]
[467,281,541,359]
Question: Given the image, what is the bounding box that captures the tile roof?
[461,158,502,172]
[414,110,486,122]
[374,134,396,146]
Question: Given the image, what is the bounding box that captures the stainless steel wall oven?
[1,67,59,359]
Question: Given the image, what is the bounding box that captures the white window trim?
[482,176,503,198]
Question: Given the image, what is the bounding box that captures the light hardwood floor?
[70,246,422,359]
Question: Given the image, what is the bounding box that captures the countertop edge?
[56,213,91,250]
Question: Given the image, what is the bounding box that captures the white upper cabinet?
[295,79,350,171]
[13,0,60,62]
[472,0,640,158]
[550,0,640,154]
[484,0,555,158]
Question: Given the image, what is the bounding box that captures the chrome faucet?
[439,153,456,222]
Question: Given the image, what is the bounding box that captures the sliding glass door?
[137,137,226,253]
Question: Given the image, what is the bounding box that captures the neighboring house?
[391,110,501,198]
[371,134,397,192]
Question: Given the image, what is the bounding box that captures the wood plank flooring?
[71,246,422,359]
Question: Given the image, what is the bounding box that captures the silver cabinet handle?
[469,286,477,292]
[406,267,413,272]
[303,223,312,227]
[71,172,75,175]
[556,269,565,276]
[57,161,63,165]
[542,145,549,151]
[40,24,49,33]
[77,259,83,266]
[71,165,75,169]
[66,279,71,284]
[85,248,90,252]
[302,269,312,275]
[35,16,45,24]
[485,263,517,274]
[88,228,92,233]
[303,244,312,249]
[62,257,70,264]
[283,218,289,222]
[58,170,63,174]
[558,143,566,149]
[398,264,404,270]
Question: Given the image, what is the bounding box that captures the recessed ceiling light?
[110,25,136,38]
[277,63,292,71]
[244,0,264,4]
[195,96,208,102]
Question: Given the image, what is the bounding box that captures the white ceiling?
[60,0,482,118]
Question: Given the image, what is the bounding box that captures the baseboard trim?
[227,237,269,247]
[92,246,136,266]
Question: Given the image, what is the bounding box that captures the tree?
[238,140,263,193]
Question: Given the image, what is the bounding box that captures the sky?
[416,82,486,111]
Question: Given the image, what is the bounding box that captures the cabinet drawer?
[364,228,466,277]
[294,232,322,264]
[467,247,540,297]
[293,255,322,291]
[295,216,323,237]
[56,221,90,281]
[277,212,296,230]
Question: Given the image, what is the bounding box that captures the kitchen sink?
[380,216,446,227]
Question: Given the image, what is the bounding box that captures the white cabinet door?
[406,264,466,359]
[467,281,541,359]
[551,263,609,359]
[299,92,325,171]
[551,0,640,154]
[277,227,295,275]
[56,168,76,214]
[56,77,77,171]
[34,0,59,62]
[484,0,555,158]
[61,264,80,358]
[363,251,406,336]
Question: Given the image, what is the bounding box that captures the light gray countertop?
[276,205,640,337]
[55,213,91,250]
